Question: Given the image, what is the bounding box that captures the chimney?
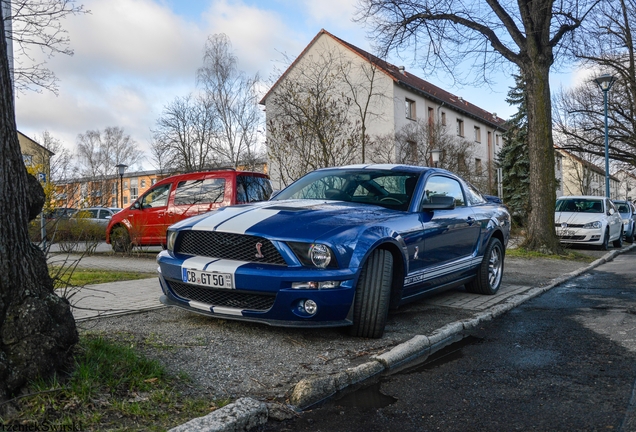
[398,66,406,75]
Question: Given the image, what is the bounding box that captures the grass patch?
[1,334,228,431]
[507,247,596,262]
[49,266,154,288]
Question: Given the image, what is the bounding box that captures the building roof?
[260,29,508,130]
[18,131,54,156]
[556,148,620,182]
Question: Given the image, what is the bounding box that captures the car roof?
[318,164,439,175]
[557,196,606,200]
[153,170,268,186]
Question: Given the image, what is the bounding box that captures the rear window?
[174,178,226,205]
[616,203,630,213]
[236,176,273,203]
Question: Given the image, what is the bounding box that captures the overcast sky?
[13,0,582,171]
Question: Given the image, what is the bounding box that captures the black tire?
[626,225,634,244]
[348,249,393,339]
[613,228,623,248]
[599,228,609,251]
[111,226,132,253]
[465,237,504,295]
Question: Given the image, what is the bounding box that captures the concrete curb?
[171,244,636,429]
[168,397,267,432]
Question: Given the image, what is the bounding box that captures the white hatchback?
[555,196,623,250]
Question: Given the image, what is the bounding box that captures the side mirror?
[133,201,141,210]
[420,195,456,211]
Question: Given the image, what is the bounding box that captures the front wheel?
[599,228,610,251]
[613,228,623,248]
[465,237,504,295]
[348,249,393,339]
[111,226,132,253]
[626,225,634,243]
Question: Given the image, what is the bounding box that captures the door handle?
[467,217,476,225]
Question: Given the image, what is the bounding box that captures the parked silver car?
[555,196,623,250]
[72,207,122,226]
[613,200,636,243]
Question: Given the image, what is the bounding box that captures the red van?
[106,170,272,252]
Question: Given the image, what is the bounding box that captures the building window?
[556,155,562,171]
[474,126,481,142]
[457,119,464,137]
[130,178,139,201]
[427,107,434,125]
[405,99,416,120]
[475,158,482,175]
[441,112,447,126]
[151,178,157,185]
[141,179,146,188]
[22,154,33,165]
[123,196,128,205]
[111,197,117,207]
[124,180,128,189]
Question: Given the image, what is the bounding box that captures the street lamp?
[593,73,616,198]
[115,164,128,208]
[431,148,442,168]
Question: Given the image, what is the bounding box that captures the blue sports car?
[157,165,511,338]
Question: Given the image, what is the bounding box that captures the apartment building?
[555,149,620,198]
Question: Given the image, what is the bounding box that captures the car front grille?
[176,230,287,265]
[168,280,276,312]
[559,235,586,240]
[555,223,585,228]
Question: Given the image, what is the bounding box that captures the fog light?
[304,300,318,315]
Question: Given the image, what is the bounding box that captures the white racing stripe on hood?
[191,206,255,230]
[216,209,281,234]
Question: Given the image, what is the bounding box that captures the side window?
[98,210,110,219]
[236,176,273,202]
[141,184,171,208]
[174,178,226,205]
[423,176,466,207]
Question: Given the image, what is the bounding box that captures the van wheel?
[111,226,132,253]
[348,249,393,339]
[465,237,504,295]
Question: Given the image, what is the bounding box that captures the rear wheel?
[626,225,634,243]
[111,226,132,253]
[465,237,504,295]
[613,228,623,248]
[348,249,393,339]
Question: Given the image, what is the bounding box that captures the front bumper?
[157,250,358,328]
[555,227,603,245]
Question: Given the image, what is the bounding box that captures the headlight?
[166,230,178,251]
[583,221,602,229]
[288,242,337,268]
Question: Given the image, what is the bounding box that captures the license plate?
[182,268,233,289]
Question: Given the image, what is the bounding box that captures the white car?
[555,196,623,250]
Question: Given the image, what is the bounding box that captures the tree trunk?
[522,59,562,253]
[0,10,77,405]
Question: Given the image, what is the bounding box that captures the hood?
[555,211,606,225]
[173,199,404,242]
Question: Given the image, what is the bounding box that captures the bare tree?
[37,129,71,181]
[0,5,77,405]
[357,0,600,253]
[151,94,217,173]
[197,34,262,168]
[266,42,388,187]
[266,50,362,187]
[554,0,636,171]
[75,126,142,206]
[3,0,88,94]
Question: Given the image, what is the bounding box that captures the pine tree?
[497,75,530,227]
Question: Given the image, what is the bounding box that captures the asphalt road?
[261,248,636,432]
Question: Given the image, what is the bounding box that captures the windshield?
[273,169,421,211]
[555,198,604,213]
